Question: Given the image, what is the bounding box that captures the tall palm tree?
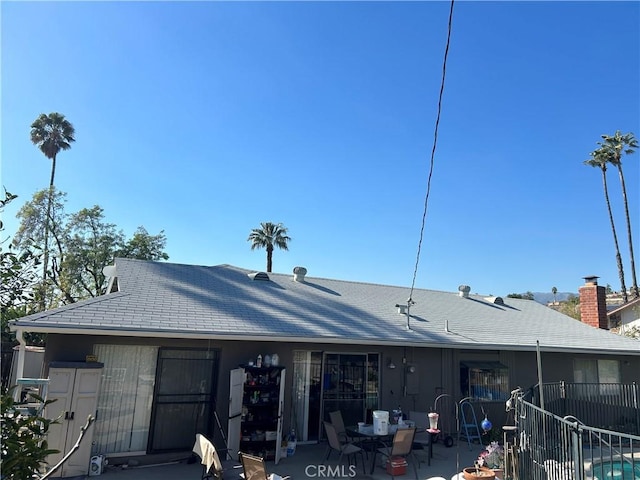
[598,131,638,299]
[247,222,291,273]
[585,149,628,302]
[551,286,558,304]
[30,112,75,308]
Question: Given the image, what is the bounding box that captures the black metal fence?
[511,387,640,480]
[535,382,640,436]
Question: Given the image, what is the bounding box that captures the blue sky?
[1,1,638,297]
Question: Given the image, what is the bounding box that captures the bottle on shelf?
[256,354,262,368]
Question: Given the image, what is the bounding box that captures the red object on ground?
[386,456,408,476]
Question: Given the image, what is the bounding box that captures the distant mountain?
[531,292,576,304]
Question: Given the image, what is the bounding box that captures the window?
[574,358,620,384]
[92,345,158,455]
[460,361,509,401]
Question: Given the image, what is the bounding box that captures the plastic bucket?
[373,410,389,435]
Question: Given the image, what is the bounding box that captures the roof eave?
[10,324,640,356]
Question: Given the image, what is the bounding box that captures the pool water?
[592,460,640,480]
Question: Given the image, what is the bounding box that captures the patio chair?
[377,427,418,480]
[192,434,224,480]
[239,452,289,480]
[409,411,433,466]
[323,420,366,475]
[329,410,349,441]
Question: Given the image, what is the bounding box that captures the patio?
[94,440,482,480]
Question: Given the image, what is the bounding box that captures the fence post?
[571,423,584,480]
[634,382,639,435]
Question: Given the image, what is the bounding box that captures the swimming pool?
[591,459,640,480]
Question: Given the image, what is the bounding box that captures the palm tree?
[597,131,638,299]
[551,287,558,304]
[30,112,75,308]
[247,222,291,273]
[584,149,628,302]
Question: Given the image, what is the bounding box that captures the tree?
[551,286,558,304]
[13,190,169,306]
[507,292,535,300]
[13,189,68,308]
[30,113,75,308]
[557,294,581,320]
[597,131,638,299]
[585,149,628,302]
[0,190,42,348]
[247,222,291,273]
[115,226,169,261]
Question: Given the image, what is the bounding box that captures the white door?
[227,368,245,460]
[275,368,286,464]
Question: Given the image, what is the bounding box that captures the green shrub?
[1,386,59,480]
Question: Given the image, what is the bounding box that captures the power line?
[409,0,456,301]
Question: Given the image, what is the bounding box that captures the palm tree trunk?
[601,168,628,302]
[266,245,273,273]
[41,155,57,310]
[616,164,638,299]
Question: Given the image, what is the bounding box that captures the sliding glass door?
[291,351,379,442]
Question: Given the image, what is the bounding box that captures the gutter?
[9,323,640,356]
[13,329,26,401]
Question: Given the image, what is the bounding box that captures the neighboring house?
[9,259,640,464]
[608,296,640,333]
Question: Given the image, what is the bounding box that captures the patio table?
[345,424,396,474]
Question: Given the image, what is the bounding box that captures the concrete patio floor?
[94,439,483,480]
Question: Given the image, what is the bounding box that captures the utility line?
[409,0,456,301]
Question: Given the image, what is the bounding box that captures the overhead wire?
[408,0,456,301]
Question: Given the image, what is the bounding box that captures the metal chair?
[193,434,224,480]
[323,421,366,475]
[329,410,349,441]
[377,427,418,480]
[239,452,288,480]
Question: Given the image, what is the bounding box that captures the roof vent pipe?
[458,285,471,298]
[293,266,307,282]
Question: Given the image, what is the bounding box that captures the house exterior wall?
[42,334,640,455]
[620,305,640,329]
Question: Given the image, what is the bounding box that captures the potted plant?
[477,442,505,479]
[462,463,496,479]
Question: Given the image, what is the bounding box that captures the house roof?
[10,258,640,355]
[607,297,640,317]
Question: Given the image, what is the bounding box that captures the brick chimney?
[579,275,608,329]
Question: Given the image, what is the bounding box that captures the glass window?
[460,361,509,401]
[573,358,620,384]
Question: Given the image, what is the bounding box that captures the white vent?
[293,266,307,282]
[248,272,270,281]
[458,285,471,298]
[484,296,504,305]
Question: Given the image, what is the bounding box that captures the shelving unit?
[240,365,285,460]
[228,364,286,463]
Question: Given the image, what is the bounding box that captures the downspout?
[13,329,26,401]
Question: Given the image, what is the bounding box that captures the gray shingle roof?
[11,258,640,355]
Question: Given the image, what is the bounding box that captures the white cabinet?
[45,362,103,478]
